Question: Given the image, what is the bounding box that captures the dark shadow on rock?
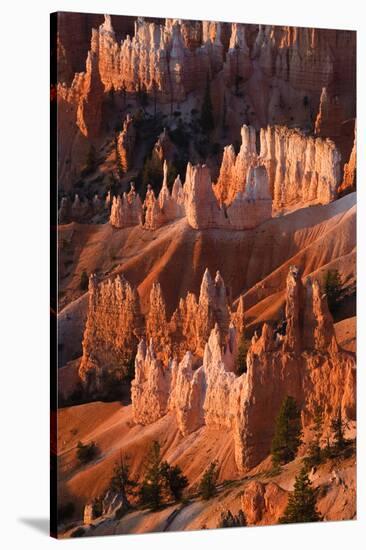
[18,518,49,536]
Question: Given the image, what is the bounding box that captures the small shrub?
[76,441,98,465]
[161,462,188,502]
[323,269,342,316]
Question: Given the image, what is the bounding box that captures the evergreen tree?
[160,461,188,502]
[85,144,96,174]
[199,461,218,500]
[330,408,347,451]
[271,396,302,466]
[236,333,250,374]
[139,441,164,510]
[109,454,138,511]
[323,269,342,316]
[304,403,324,468]
[279,467,322,524]
[80,270,89,291]
[200,74,214,134]
[142,154,163,196]
[218,509,247,528]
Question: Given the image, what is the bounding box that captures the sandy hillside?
[58,193,356,365]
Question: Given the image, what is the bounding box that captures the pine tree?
[279,467,322,524]
[109,454,137,511]
[199,461,218,500]
[160,461,188,502]
[236,333,250,375]
[305,403,324,468]
[331,408,347,451]
[200,74,214,134]
[139,441,164,510]
[323,269,342,316]
[142,154,163,196]
[271,396,302,466]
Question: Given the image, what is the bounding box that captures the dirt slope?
[58,193,356,365]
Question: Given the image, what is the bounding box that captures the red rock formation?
[110,184,143,228]
[152,128,176,163]
[169,353,205,435]
[131,338,171,424]
[79,274,143,393]
[184,161,272,230]
[215,125,257,204]
[131,265,355,473]
[145,282,171,362]
[339,126,356,194]
[241,481,288,525]
[216,124,342,211]
[117,114,136,173]
[169,269,231,358]
[231,295,245,336]
[223,24,252,87]
[56,12,135,85]
[315,87,345,140]
[262,125,341,209]
[84,16,217,103]
[142,163,185,231]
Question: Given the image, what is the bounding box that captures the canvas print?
[51,11,356,538]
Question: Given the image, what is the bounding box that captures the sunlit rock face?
[109,184,143,228]
[215,124,342,211]
[79,274,143,393]
[117,114,136,174]
[131,338,171,424]
[339,126,356,194]
[184,162,272,230]
[130,265,355,473]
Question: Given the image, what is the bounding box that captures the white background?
[0,0,364,547]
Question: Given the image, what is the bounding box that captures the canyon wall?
[58,16,355,119]
[56,15,355,192]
